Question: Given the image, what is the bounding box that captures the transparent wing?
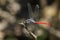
[27,3,34,18]
[34,4,40,21]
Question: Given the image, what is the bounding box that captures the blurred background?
[0,0,60,40]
